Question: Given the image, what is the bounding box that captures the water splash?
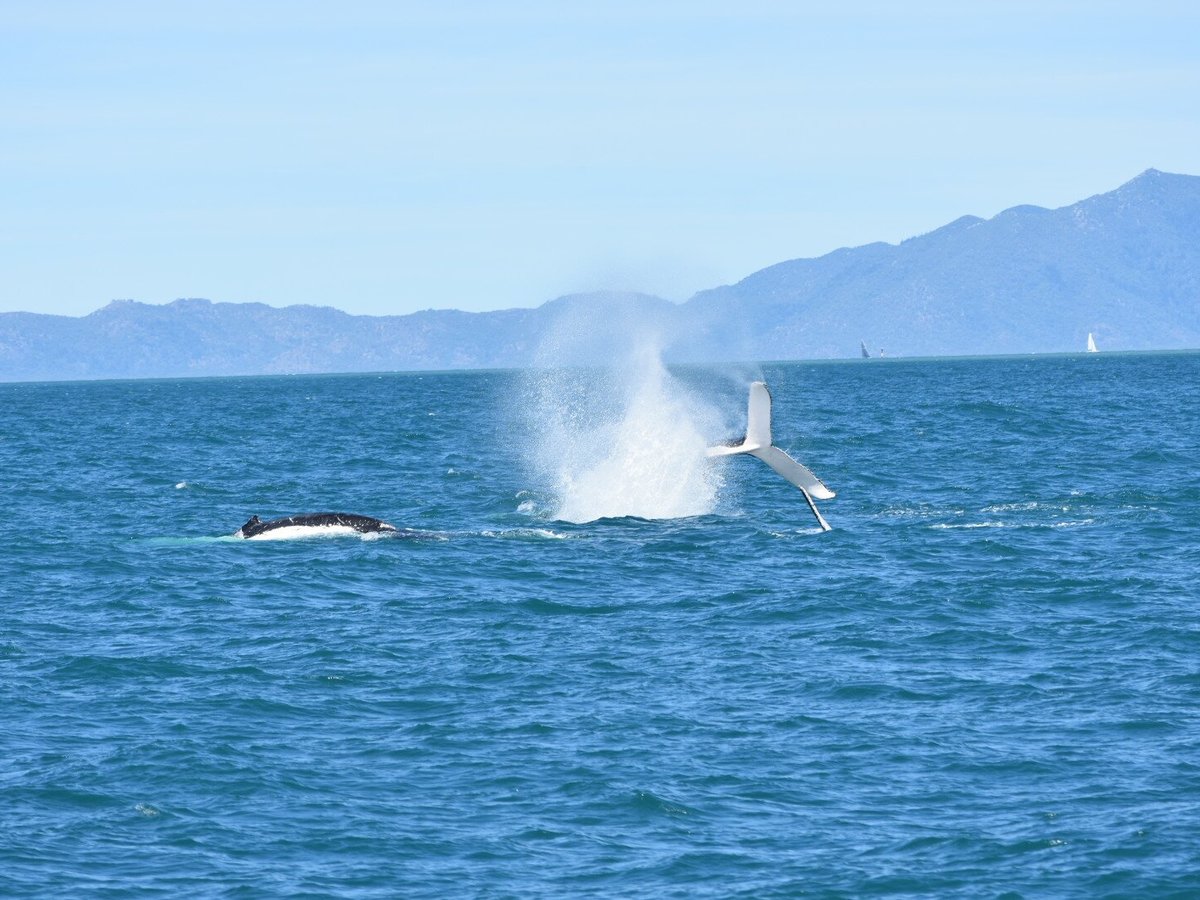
[524,339,723,523]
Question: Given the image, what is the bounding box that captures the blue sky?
[2,1,1198,317]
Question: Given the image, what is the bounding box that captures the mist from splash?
[528,344,722,523]
[519,298,726,523]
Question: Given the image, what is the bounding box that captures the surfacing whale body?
[236,512,398,539]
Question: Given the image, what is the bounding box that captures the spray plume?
[519,296,723,523]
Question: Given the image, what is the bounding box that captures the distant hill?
[2,169,1198,381]
[682,168,1200,360]
[0,292,675,381]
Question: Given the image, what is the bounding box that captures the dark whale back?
[237,512,397,538]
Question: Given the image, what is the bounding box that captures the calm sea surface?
[2,353,1198,897]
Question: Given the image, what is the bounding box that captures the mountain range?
[2,168,1198,381]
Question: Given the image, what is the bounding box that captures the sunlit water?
[2,352,1198,897]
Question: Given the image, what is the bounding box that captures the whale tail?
[707,382,834,531]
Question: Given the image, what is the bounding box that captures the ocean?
[2,351,1198,897]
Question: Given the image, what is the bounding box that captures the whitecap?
[981,501,1043,513]
[480,528,569,540]
[930,521,1012,530]
[767,527,827,538]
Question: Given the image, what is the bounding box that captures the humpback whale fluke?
[707,382,835,531]
[236,512,398,539]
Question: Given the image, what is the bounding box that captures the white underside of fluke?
[707,381,835,530]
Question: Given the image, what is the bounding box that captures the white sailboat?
[1086,332,1098,353]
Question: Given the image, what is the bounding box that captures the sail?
[860,341,871,359]
[1087,333,1098,353]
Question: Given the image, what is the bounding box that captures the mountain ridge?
[3,169,1198,381]
[680,168,1200,360]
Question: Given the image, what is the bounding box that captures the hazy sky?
[3,1,1198,317]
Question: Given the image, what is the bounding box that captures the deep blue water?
[2,353,1199,897]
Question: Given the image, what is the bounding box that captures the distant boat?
[1087,333,1098,353]
[860,341,871,359]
